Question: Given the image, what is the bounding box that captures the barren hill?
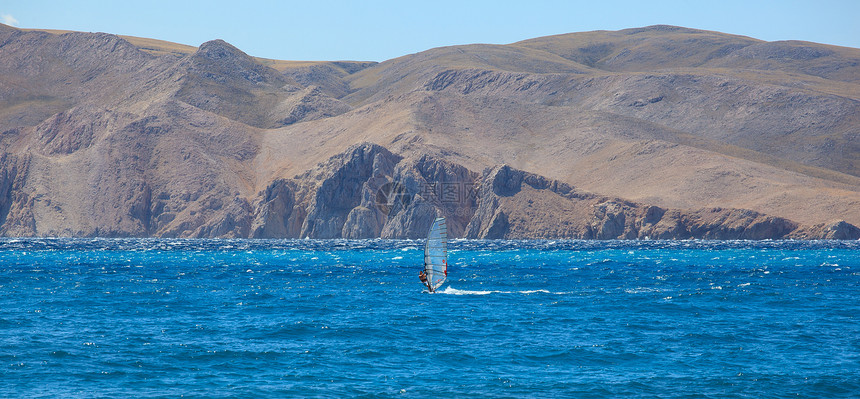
[0,23,858,239]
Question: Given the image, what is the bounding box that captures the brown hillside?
[0,23,857,238]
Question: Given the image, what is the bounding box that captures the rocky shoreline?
[3,141,858,240]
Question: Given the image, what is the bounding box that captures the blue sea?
[1,238,858,398]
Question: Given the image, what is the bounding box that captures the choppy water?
[1,238,858,398]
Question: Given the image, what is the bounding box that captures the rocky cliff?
[0,23,858,239]
[245,143,858,239]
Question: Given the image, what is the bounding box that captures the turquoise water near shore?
[1,238,858,397]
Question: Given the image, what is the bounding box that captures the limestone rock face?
[251,179,296,238]
[460,164,843,240]
[34,107,117,155]
[789,220,860,240]
[591,201,635,239]
[248,145,477,239]
[638,208,799,240]
[820,221,860,239]
[466,165,597,239]
[382,155,479,238]
[266,143,479,239]
[0,153,35,236]
[296,143,402,238]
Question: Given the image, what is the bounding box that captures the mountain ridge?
[0,23,858,238]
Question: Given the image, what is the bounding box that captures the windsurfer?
[419,270,431,291]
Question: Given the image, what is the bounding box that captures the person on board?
[419,270,431,292]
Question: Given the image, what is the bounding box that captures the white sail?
[424,217,447,292]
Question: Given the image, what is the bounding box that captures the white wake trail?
[438,287,566,295]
